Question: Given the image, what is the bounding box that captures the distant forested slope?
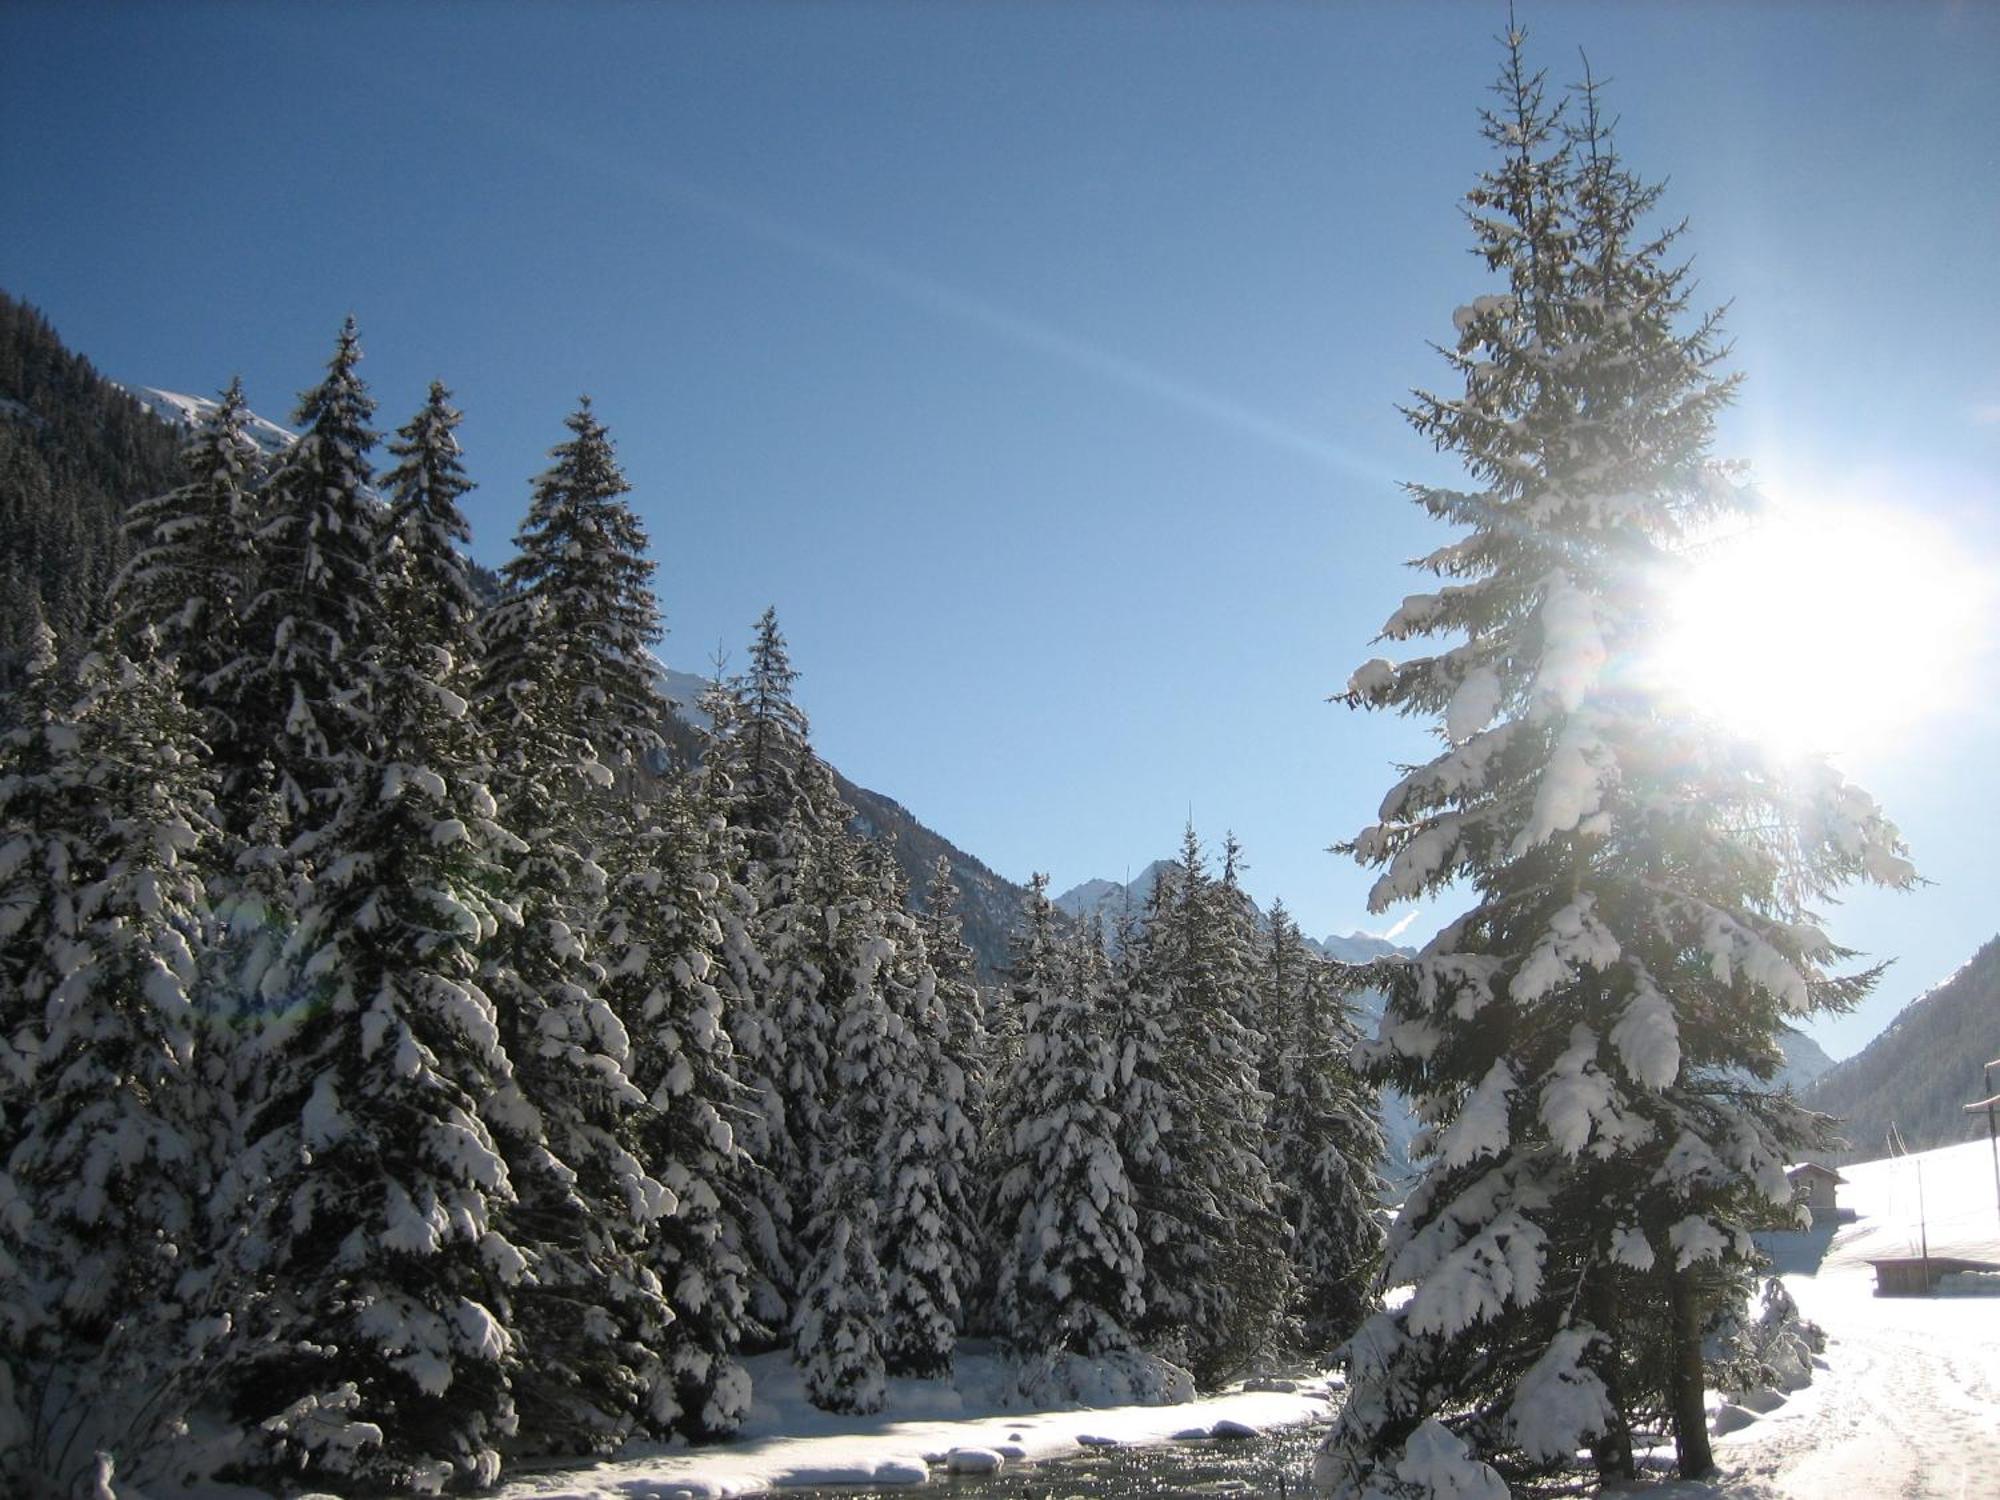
[1803,936,2000,1162]
[0,290,183,696]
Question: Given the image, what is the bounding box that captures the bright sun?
[1649,495,1988,761]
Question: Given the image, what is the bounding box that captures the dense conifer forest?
[0,291,183,699]
[0,300,1387,1496]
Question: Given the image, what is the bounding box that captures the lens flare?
[1648,495,1989,762]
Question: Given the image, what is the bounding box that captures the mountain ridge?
[1801,935,2000,1164]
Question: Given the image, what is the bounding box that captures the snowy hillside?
[1053,863,1174,925]
[646,664,1036,981]
[656,665,718,728]
[1803,934,2000,1160]
[1770,1028,1835,1093]
[122,383,297,458]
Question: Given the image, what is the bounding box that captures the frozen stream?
[774,1423,1327,1499]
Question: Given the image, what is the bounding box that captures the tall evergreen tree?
[1315,35,1913,1496]
[913,855,988,1340]
[475,402,678,1454]
[1262,907,1386,1352]
[227,318,384,829]
[0,644,221,1497]
[726,609,838,860]
[109,376,265,740]
[874,850,966,1380]
[598,781,754,1439]
[701,612,854,1332]
[221,526,529,1490]
[687,675,790,1340]
[790,833,894,1413]
[380,381,483,659]
[1128,829,1292,1385]
[986,880,1146,1358]
[482,397,663,796]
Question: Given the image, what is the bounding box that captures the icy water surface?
[778,1421,1326,1498]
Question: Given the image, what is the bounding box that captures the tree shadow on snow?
[1754,1214,1844,1277]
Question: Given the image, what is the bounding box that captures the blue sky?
[5,2,1996,1059]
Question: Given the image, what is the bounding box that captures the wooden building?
[1787,1162,1847,1219]
[1867,1256,2000,1297]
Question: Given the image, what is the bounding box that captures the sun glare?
[1649,495,1988,762]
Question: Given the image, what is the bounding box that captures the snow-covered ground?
[1683,1137,2000,1500]
[491,1347,1337,1498]
[490,1141,2000,1500]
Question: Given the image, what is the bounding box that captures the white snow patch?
[1445,666,1502,746]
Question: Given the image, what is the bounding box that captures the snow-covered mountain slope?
[648,679,1034,983]
[122,383,297,458]
[1315,930,1405,966]
[656,666,718,729]
[1802,935,2000,1162]
[1771,1028,1836,1095]
[1052,863,1174,926]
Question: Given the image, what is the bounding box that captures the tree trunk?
[1585,1274,1636,1482]
[1665,1265,1714,1477]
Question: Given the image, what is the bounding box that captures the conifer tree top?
[501,398,661,652]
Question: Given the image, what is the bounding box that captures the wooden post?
[1918,1159,1929,1293]
[1963,1058,2000,1225]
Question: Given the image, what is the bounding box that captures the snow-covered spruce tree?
[1314,38,1913,1496]
[197,758,294,1215]
[686,674,791,1342]
[873,849,965,1380]
[0,643,223,1497]
[703,613,855,1333]
[1261,908,1386,1352]
[226,319,384,831]
[790,831,893,1413]
[1095,898,1178,1341]
[475,401,678,1454]
[1255,897,1307,1101]
[220,492,531,1491]
[482,397,664,798]
[381,381,485,661]
[0,616,70,1163]
[912,855,988,1340]
[597,780,754,1439]
[1127,830,1291,1386]
[109,376,266,756]
[724,609,843,863]
[731,794,826,1329]
[985,880,1146,1359]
